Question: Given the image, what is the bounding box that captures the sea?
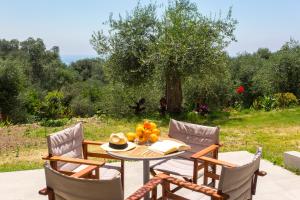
[60,55,98,65]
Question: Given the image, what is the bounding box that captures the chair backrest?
[218,148,262,200]
[47,123,84,171]
[44,164,124,200]
[168,119,219,158]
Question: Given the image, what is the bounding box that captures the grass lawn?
[1,107,300,173]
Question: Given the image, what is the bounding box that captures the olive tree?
[91,0,237,113]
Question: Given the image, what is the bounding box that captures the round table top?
[107,140,186,161]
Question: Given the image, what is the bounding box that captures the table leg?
[143,160,150,200]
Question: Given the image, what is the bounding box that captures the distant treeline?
[1,37,299,123]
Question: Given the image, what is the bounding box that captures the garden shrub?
[70,96,95,117]
[253,92,299,111]
[185,111,205,124]
[252,96,277,111]
[38,91,67,119]
[274,92,298,108]
[40,118,68,127]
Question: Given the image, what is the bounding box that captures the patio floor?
[1,151,299,200]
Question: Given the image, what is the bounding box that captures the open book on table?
[148,140,190,155]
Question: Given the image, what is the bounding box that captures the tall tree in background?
[149,0,236,112]
[92,0,236,113]
[91,3,158,85]
[0,60,23,120]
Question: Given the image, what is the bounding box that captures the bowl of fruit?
[126,120,160,145]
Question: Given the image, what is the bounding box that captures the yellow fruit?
[126,132,137,142]
[144,121,152,129]
[150,122,157,130]
[152,128,160,136]
[149,134,158,143]
[136,125,144,133]
[136,130,143,137]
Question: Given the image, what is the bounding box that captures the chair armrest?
[126,176,162,200]
[197,156,237,168]
[191,144,220,159]
[255,170,267,176]
[71,165,99,178]
[42,155,105,167]
[83,140,105,145]
[158,174,229,200]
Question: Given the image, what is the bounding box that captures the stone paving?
[0,151,299,200]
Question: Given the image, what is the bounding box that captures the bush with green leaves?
[183,64,233,111]
[40,118,68,127]
[38,91,67,119]
[185,111,205,124]
[70,96,95,117]
[252,96,277,111]
[274,92,298,108]
[0,59,25,122]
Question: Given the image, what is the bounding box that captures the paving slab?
[0,151,299,200]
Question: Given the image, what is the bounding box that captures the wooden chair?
[150,119,221,185]
[42,123,125,186]
[40,163,162,200]
[159,147,266,200]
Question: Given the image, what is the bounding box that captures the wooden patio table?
[107,139,186,200]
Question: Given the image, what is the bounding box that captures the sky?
[1,0,300,58]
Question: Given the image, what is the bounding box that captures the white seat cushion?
[72,164,121,180]
[150,158,203,179]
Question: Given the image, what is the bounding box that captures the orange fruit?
[138,136,148,144]
[144,129,152,137]
[149,134,159,143]
[150,122,157,130]
[152,128,160,136]
[126,132,137,142]
[144,121,152,129]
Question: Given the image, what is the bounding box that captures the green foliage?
[92,0,237,113]
[42,60,75,91]
[272,40,300,97]
[0,60,24,122]
[274,93,298,108]
[253,93,298,111]
[19,89,41,116]
[40,118,68,127]
[70,58,106,82]
[91,3,157,85]
[70,96,95,117]
[183,61,233,110]
[38,91,67,119]
[185,111,205,124]
[252,96,277,111]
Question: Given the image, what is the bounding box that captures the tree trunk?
[165,72,182,113]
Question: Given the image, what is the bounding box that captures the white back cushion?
[47,123,84,171]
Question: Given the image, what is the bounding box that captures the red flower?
[236,86,245,94]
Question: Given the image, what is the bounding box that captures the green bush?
[274,92,298,108]
[185,111,205,124]
[40,118,68,127]
[38,91,67,119]
[70,96,95,117]
[252,96,277,111]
